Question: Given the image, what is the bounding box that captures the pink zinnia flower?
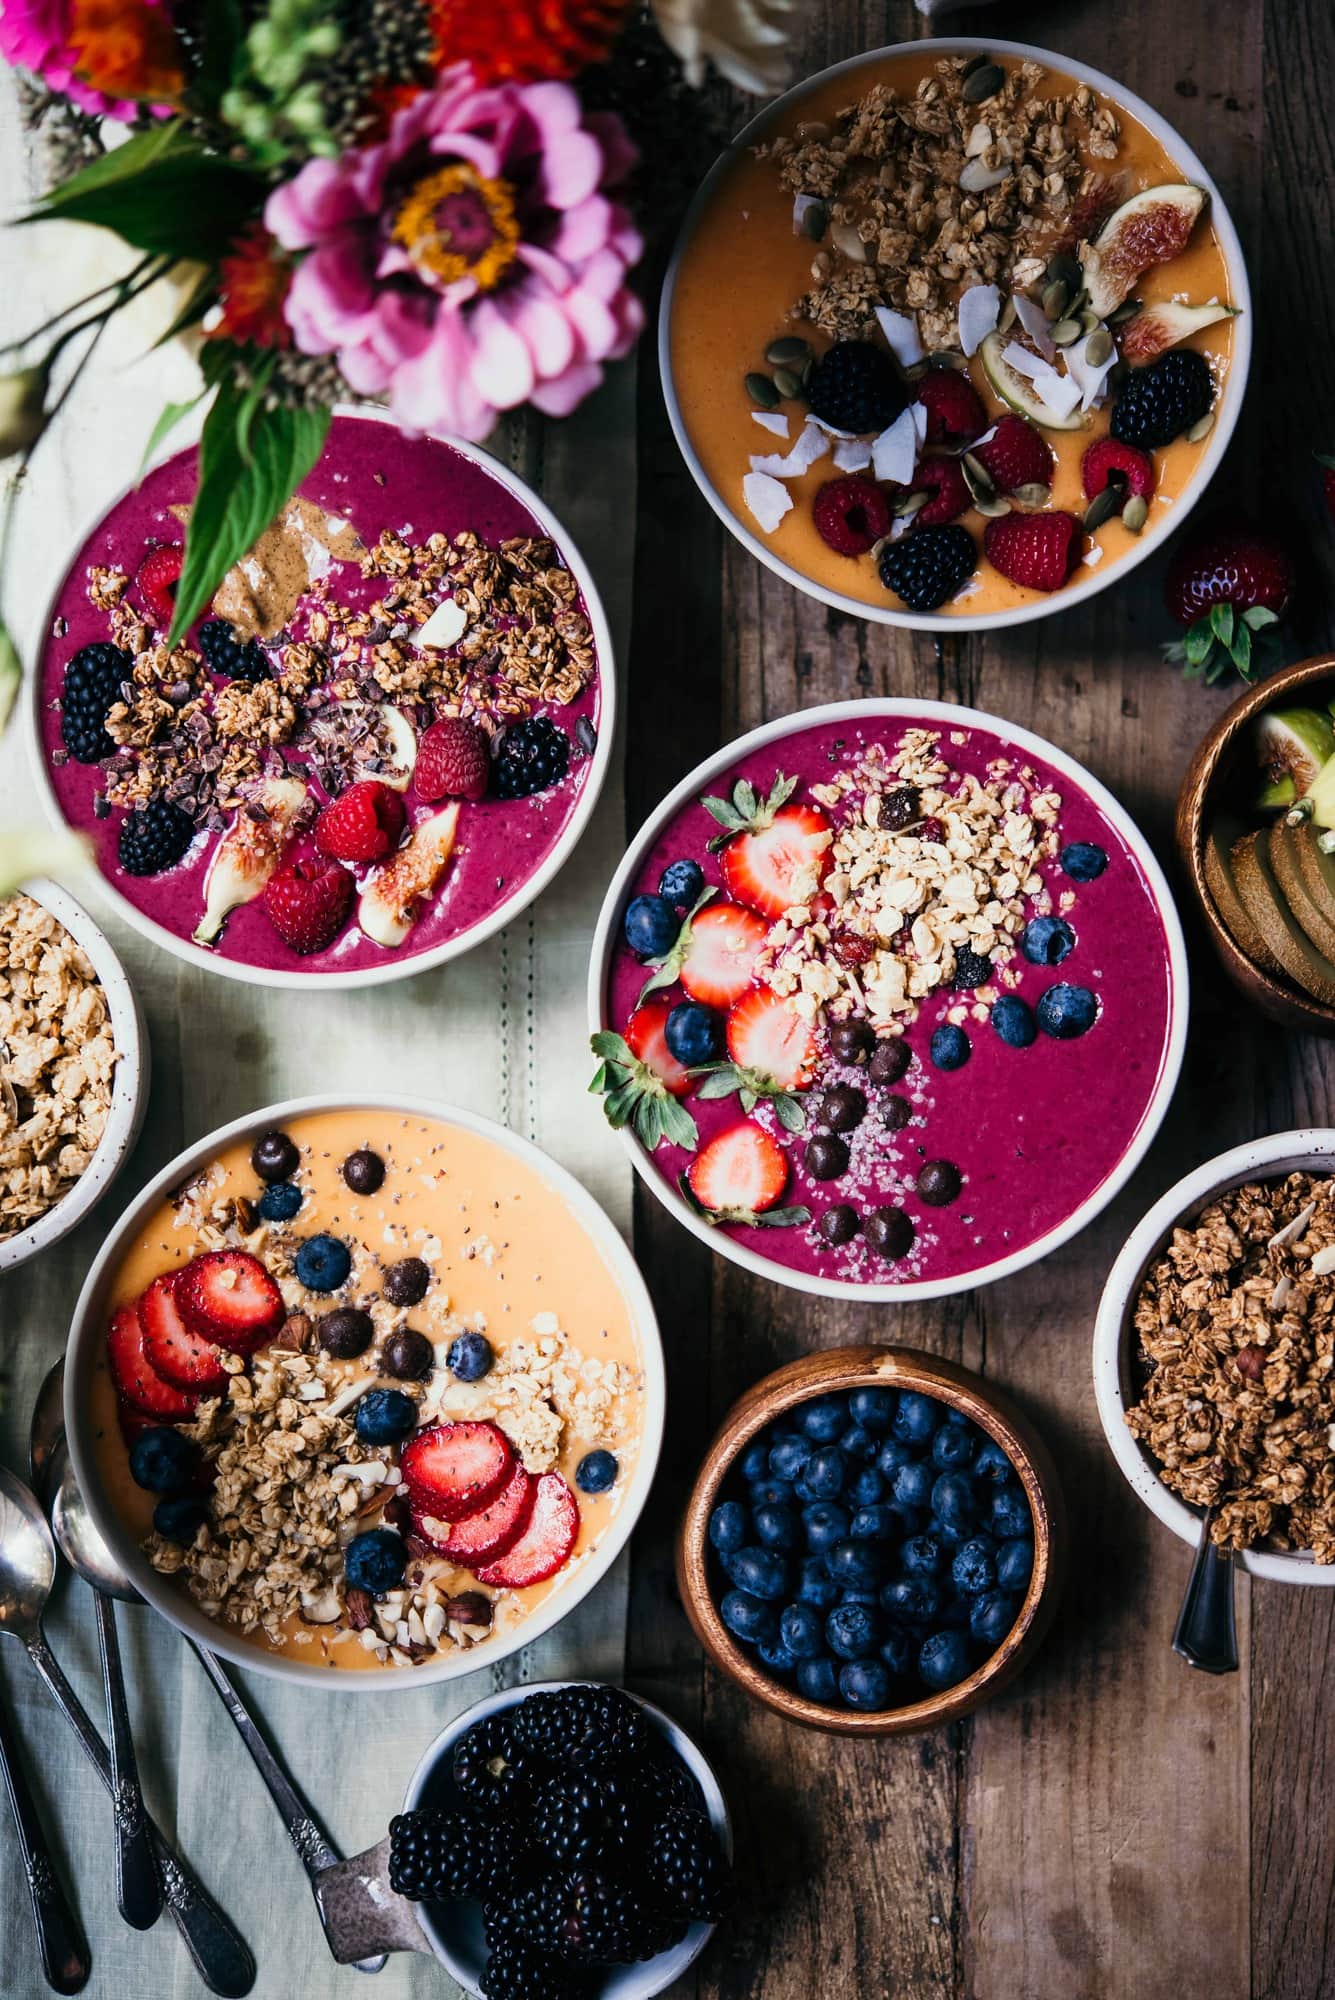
[0,0,171,117]
[265,65,645,441]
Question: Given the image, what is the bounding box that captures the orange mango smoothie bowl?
[64,1101,662,1688]
[662,39,1250,628]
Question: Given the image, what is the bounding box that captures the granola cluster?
[758,730,1062,1030]
[0,893,117,1239]
[1127,1173,1335,1562]
[767,55,1121,351]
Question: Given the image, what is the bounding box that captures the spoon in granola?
[1171,1501,1239,1675]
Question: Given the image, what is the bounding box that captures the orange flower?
[67,0,185,101]
[426,0,632,84]
[211,228,293,351]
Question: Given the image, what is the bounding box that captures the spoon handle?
[0,1690,90,1993]
[23,1631,256,1996]
[1172,1504,1239,1675]
[94,1590,162,1929]
[186,1641,387,1974]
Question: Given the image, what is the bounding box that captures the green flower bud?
[0,365,48,460]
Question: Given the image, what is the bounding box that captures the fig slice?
[193,774,308,946]
[1079,183,1207,318]
[979,331,1086,431]
[1118,298,1238,365]
[1254,708,1335,801]
[358,802,460,948]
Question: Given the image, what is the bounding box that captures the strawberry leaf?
[634,884,715,1005]
[588,1032,698,1152]
[701,772,799,852]
[692,1061,809,1130]
[676,1172,809,1229]
[1230,619,1253,679]
[1243,606,1279,631]
[1209,602,1235,647]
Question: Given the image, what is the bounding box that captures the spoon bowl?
[0,1470,58,1642]
[51,1442,143,1607]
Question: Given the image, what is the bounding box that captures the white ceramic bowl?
[659,36,1252,633]
[1094,1129,1335,1585]
[0,877,147,1274]
[588,696,1189,1302]
[26,404,617,990]
[63,1094,666,1683]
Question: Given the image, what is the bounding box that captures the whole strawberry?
[263,854,354,955]
[415,717,491,803]
[983,511,1082,592]
[315,781,405,863]
[972,414,1054,496]
[1162,513,1293,683]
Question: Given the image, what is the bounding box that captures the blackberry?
[512,1869,669,1966]
[806,340,905,436]
[630,1746,705,1821]
[480,1936,586,2000]
[952,947,992,990]
[878,525,976,612]
[493,716,570,800]
[452,1713,534,1815]
[59,644,131,762]
[198,619,272,683]
[530,1771,641,1869]
[640,1807,732,1924]
[117,798,195,876]
[508,1685,649,1770]
[1109,350,1213,450]
[387,1807,517,1902]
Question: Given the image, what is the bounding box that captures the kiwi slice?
[1230,828,1335,1002]
[1284,817,1335,952]
[1203,817,1282,975]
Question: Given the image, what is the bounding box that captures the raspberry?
[134,545,183,630]
[805,340,905,435]
[1110,350,1213,450]
[1081,438,1155,501]
[912,455,970,527]
[972,414,1054,496]
[314,781,405,863]
[915,369,985,444]
[812,476,892,555]
[877,524,975,611]
[261,853,353,954]
[984,511,1083,592]
[414,717,491,802]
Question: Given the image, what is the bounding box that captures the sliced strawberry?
[116,1397,161,1446]
[687,1123,789,1217]
[414,1461,537,1566]
[624,998,691,1097]
[141,1273,230,1392]
[726,988,818,1089]
[679,902,768,1008]
[473,1471,579,1589]
[176,1250,285,1354]
[134,544,183,630]
[721,804,831,921]
[400,1421,513,1518]
[107,1302,199,1420]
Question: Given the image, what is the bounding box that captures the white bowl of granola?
[0,879,146,1274]
[1094,1130,1335,1585]
[64,1095,665,1684]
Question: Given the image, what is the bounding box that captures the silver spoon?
[1172,1500,1239,1675]
[0,1466,256,1996]
[0,1680,90,1991]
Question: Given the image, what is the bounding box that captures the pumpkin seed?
[802,200,829,242]
[1078,307,1101,335]
[1186,410,1215,443]
[1013,482,1052,507]
[1041,279,1069,321]
[1083,486,1120,532]
[894,490,929,521]
[772,367,804,400]
[1050,318,1081,347]
[962,61,1005,103]
[998,295,1018,332]
[1084,327,1114,368]
[904,360,929,381]
[745,371,780,408]
[933,350,968,372]
[765,336,810,366]
[1121,494,1149,533]
[962,452,996,499]
[961,52,991,78]
[1045,252,1083,293]
[974,493,1011,519]
[1109,298,1141,324]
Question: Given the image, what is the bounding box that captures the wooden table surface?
[626,5,1335,1998]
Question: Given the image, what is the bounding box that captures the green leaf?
[194,0,247,113]
[168,388,330,644]
[695,1068,743,1101]
[773,1093,807,1134]
[735,779,758,822]
[590,1030,632,1064]
[235,353,276,465]
[634,884,716,1006]
[0,618,19,738]
[30,122,186,204]
[753,1204,812,1230]
[1243,605,1279,632]
[1184,622,1214,669]
[29,137,265,261]
[659,1095,700,1152]
[1230,619,1253,679]
[136,394,205,483]
[152,270,220,351]
[1209,602,1235,646]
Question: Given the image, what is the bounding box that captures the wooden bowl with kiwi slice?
[1176,654,1335,1031]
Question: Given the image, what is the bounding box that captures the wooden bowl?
[676,1346,1067,1736]
[1175,652,1335,1033]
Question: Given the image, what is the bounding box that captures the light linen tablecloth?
[0,78,638,2000]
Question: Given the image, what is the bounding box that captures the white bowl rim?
[0,876,147,1273]
[1093,1127,1335,1585]
[658,33,1253,634]
[587,695,1190,1303]
[24,402,617,990]
[62,1092,667,1684]
[403,1678,731,1996]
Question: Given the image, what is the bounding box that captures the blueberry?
[973,1438,1014,1486]
[840,1426,879,1467]
[892,1462,933,1511]
[749,1482,791,1516]
[796,1448,846,1502]
[256,1179,303,1222]
[826,1601,879,1660]
[839,1659,891,1710]
[1036,983,1099,1039]
[353,1389,417,1446]
[754,1504,798,1552]
[826,1539,886,1590]
[294,1233,351,1292]
[757,1636,800,1675]
[991,995,1037,1049]
[796,1395,849,1443]
[876,1439,913,1478]
[990,1485,1032,1540]
[659,858,705,906]
[850,1506,899,1544]
[951,1536,997,1596]
[740,1440,771,1482]
[128,1427,198,1495]
[797,1555,841,1610]
[769,1436,811,1483]
[779,1602,825,1659]
[930,1023,970,1071]
[1060,841,1107,882]
[996,1537,1034,1592]
[838,1586,879,1608]
[720,1590,778,1645]
[847,1464,884,1508]
[878,1629,914,1677]
[892,1392,941,1445]
[901,1532,946,1577]
[796,1656,840,1703]
[725,1547,789,1601]
[153,1495,208,1545]
[932,1424,977,1470]
[848,1387,896,1432]
[802,1501,850,1555]
[880,1576,942,1624]
[575,1450,619,1495]
[344,1528,406,1596]
[919,1628,972,1690]
[943,1406,971,1427]
[447,1331,494,1382]
[1022,915,1075,965]
[623,892,678,958]
[969,1591,1021,1649]
[931,1472,976,1532]
[951,947,992,991]
[709,1500,749,1555]
[665,1000,723,1067]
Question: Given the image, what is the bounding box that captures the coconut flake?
[1081,545,1104,567]
[743,471,794,535]
[1064,337,1117,411]
[833,438,873,472]
[1000,342,1083,420]
[873,406,919,486]
[751,410,790,438]
[874,306,924,369]
[808,414,860,441]
[415,597,469,650]
[748,421,830,481]
[911,401,929,450]
[958,284,1001,358]
[1011,292,1056,361]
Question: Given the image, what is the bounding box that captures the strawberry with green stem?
[589,1012,700,1153]
[679,1125,811,1231]
[702,772,831,921]
[1162,513,1294,684]
[693,988,817,1133]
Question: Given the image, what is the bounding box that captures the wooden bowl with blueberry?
[676,1347,1066,1735]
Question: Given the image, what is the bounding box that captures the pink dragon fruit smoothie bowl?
[25,405,615,990]
[588,699,1189,1302]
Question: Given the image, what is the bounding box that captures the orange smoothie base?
[669,50,1236,616]
[89,1109,645,1672]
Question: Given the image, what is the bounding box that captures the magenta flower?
[265,65,645,440]
[0,0,162,117]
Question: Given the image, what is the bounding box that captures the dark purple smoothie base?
[606,717,1175,1288]
[39,416,600,974]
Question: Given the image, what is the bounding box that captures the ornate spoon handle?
[0,1692,90,1992]
[94,1590,162,1929]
